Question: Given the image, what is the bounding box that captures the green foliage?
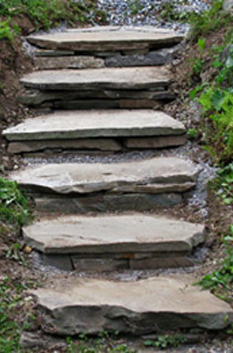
[213,163,233,205]
[0,177,32,227]
[190,37,206,81]
[0,276,36,353]
[144,334,187,349]
[128,0,144,15]
[198,228,233,301]
[187,0,232,40]
[0,0,106,40]
[66,333,135,353]
[0,21,13,40]
[188,128,199,140]
[190,33,233,162]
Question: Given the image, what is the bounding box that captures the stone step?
[19,67,173,109]
[9,157,200,213]
[23,214,205,271]
[3,110,187,154]
[27,26,184,52]
[30,276,233,336]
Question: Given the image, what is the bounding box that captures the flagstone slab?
[9,157,200,195]
[27,26,184,52]
[22,214,205,254]
[31,276,233,335]
[34,56,104,70]
[3,110,185,141]
[20,67,172,91]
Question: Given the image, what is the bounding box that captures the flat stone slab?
[3,110,186,141]
[34,56,104,70]
[27,26,183,52]
[23,214,205,254]
[20,67,172,91]
[32,276,233,335]
[9,157,200,195]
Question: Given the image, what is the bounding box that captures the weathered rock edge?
[8,157,200,195]
[20,67,172,91]
[31,277,233,336]
[22,214,205,254]
[27,26,184,52]
[3,110,185,141]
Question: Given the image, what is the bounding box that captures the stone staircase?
[4,26,233,340]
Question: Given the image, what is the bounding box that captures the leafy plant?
[0,276,37,353]
[198,227,233,301]
[144,334,187,349]
[0,21,13,41]
[0,177,32,227]
[213,163,233,205]
[187,0,232,40]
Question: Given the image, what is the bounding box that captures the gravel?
[95,0,211,31]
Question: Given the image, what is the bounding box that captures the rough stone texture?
[125,135,187,149]
[34,193,183,213]
[105,46,180,67]
[9,157,200,195]
[34,56,104,70]
[32,277,233,336]
[27,26,184,52]
[19,89,174,108]
[38,254,73,271]
[35,50,75,57]
[8,139,122,154]
[72,258,128,272]
[3,110,185,141]
[22,214,205,254]
[129,257,194,269]
[20,67,172,91]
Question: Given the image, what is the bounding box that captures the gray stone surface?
[125,135,187,149]
[8,139,122,154]
[22,214,205,254]
[35,50,75,57]
[34,193,183,213]
[32,276,233,335]
[105,46,179,67]
[129,256,194,269]
[3,110,185,141]
[72,257,128,272]
[34,56,104,70]
[9,157,200,195]
[38,253,73,271]
[20,67,172,91]
[27,26,183,52]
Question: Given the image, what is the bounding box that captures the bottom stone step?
[23,214,205,271]
[31,276,233,336]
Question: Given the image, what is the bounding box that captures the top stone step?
[27,26,184,52]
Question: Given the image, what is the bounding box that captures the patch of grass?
[187,0,232,41]
[0,177,32,227]
[0,276,37,353]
